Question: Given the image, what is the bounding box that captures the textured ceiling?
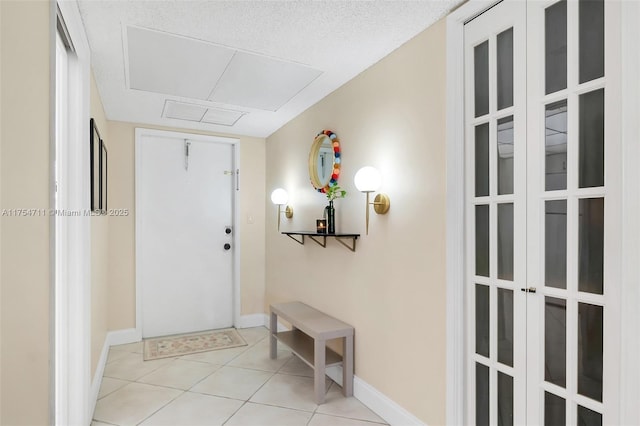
[78,0,463,138]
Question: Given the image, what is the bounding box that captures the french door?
[464,0,620,424]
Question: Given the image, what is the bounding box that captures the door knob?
[224,243,231,250]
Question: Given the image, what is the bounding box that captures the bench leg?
[269,312,277,359]
[342,335,353,397]
[314,339,326,404]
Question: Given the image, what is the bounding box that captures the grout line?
[243,368,279,402]
[239,341,289,402]
[175,357,229,366]
[95,378,134,401]
[133,357,178,378]
[220,364,284,374]
[313,412,389,425]
[243,400,317,414]
[314,381,389,426]
[216,332,283,425]
[91,420,119,426]
[126,359,178,383]
[306,378,333,426]
[182,337,279,399]
[185,389,248,403]
[305,410,317,426]
[132,387,187,426]
[93,383,184,425]
[180,364,225,390]
[314,412,389,426]
[221,400,249,426]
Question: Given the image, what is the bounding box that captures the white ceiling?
[77,0,463,138]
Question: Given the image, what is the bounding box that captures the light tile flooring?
[92,327,388,426]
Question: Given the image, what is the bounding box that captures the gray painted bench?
[269,301,354,404]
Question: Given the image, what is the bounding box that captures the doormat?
[143,328,247,361]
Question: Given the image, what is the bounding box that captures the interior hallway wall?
[104,120,266,331]
[0,1,51,424]
[265,19,448,425]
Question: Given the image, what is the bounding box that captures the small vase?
[325,200,336,234]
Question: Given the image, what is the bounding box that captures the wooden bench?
[269,301,354,404]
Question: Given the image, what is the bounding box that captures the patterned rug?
[143,328,247,361]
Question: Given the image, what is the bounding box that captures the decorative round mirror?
[308,130,341,193]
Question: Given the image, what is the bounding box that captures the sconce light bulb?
[271,188,289,205]
[354,166,382,193]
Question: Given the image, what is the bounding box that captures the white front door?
[464,0,620,424]
[137,131,235,338]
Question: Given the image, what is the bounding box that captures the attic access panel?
[209,51,322,111]
[126,26,234,99]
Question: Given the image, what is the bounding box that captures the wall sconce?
[270,188,293,232]
[354,166,390,235]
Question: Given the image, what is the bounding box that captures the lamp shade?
[354,166,382,192]
[270,188,289,205]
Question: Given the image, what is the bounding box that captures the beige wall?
[90,72,110,377]
[105,120,266,330]
[0,1,51,425]
[265,19,447,425]
[239,137,266,314]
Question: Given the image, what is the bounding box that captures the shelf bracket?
[308,235,327,248]
[281,232,360,252]
[286,234,305,245]
[335,237,357,252]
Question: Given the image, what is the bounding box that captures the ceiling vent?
[162,100,245,126]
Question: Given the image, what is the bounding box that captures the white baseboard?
[108,327,141,346]
[89,328,142,419]
[325,366,426,426]
[88,336,111,421]
[236,313,269,329]
[236,313,287,331]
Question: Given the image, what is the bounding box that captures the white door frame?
[446,1,640,424]
[618,1,640,423]
[446,3,496,424]
[53,1,91,425]
[134,127,241,340]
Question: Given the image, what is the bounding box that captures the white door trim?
[134,127,240,341]
[446,2,500,424]
[619,1,640,423]
[447,1,640,425]
[53,1,92,424]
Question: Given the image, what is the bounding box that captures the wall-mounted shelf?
[282,231,360,252]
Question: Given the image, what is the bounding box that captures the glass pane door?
[464,2,527,424]
[526,0,612,424]
[464,0,620,424]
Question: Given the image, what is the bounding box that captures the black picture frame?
[100,139,108,214]
[90,118,101,212]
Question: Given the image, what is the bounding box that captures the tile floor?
[92,327,388,426]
